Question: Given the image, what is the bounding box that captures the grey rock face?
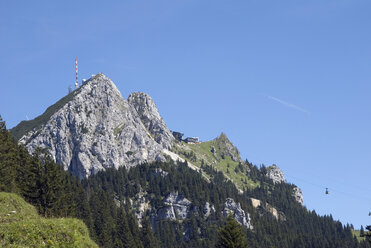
[292,186,304,205]
[19,74,166,178]
[222,198,252,229]
[203,202,215,218]
[128,92,174,149]
[266,164,286,184]
[265,204,287,221]
[250,198,286,221]
[132,191,151,225]
[156,192,192,220]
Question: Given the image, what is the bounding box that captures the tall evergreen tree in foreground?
[0,116,18,192]
[216,213,248,248]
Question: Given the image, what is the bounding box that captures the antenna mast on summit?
[75,58,78,89]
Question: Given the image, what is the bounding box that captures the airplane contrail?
[267,95,310,114]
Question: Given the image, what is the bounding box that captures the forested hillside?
[1,116,370,247]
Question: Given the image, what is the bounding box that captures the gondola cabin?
[325,188,329,195]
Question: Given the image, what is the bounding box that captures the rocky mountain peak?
[13,74,172,178]
[128,92,174,149]
[266,164,286,184]
[214,132,242,162]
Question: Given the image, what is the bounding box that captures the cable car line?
[284,174,371,203]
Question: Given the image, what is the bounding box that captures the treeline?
[1,115,370,247]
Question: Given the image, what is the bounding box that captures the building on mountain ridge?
[184,137,199,144]
[171,131,184,142]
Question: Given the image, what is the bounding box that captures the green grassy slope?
[0,192,98,248]
[171,134,259,191]
[352,229,366,242]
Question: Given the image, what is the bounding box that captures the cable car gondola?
[325,188,329,195]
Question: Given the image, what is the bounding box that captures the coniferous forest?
[1,115,370,247]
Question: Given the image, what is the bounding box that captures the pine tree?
[0,116,18,192]
[216,213,249,248]
[141,217,159,248]
[115,208,137,248]
[39,153,64,217]
[127,213,144,248]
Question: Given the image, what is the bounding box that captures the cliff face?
[266,164,286,184]
[16,74,173,178]
[222,198,253,229]
[293,186,304,205]
[128,92,174,149]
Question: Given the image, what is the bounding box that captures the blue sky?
[1,0,371,228]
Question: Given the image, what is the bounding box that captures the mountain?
[9,73,305,226]
[8,74,370,247]
[11,73,302,202]
[12,74,173,178]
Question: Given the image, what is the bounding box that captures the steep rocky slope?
[12,74,172,178]
[128,92,174,149]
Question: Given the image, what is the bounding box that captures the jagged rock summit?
[128,92,174,149]
[214,132,242,162]
[266,164,286,184]
[13,74,174,178]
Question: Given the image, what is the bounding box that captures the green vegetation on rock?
[171,133,259,191]
[11,91,76,140]
[0,192,98,248]
[9,77,95,140]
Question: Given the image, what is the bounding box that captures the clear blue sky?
[1,1,371,228]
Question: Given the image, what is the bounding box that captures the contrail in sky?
[267,95,310,114]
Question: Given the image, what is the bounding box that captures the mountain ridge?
[11,74,171,178]
[10,73,302,204]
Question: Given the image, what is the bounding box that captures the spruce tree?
[216,213,248,248]
[115,208,137,248]
[141,217,159,248]
[0,116,18,192]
